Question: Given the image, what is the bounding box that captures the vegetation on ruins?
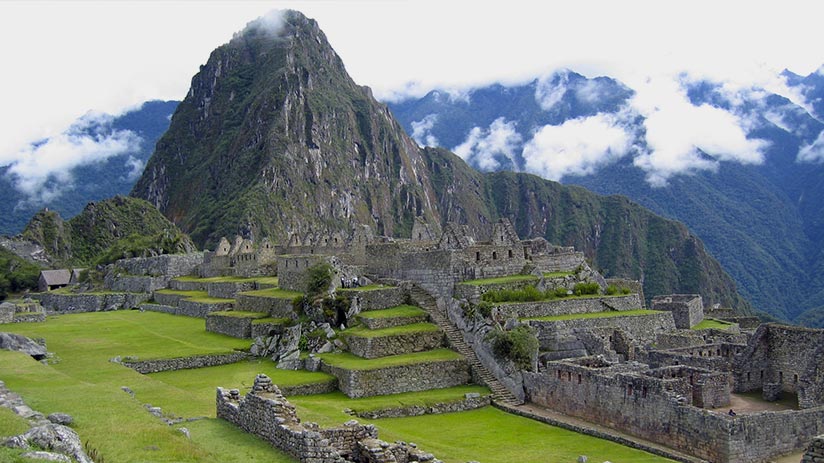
[305,262,334,297]
[479,282,620,305]
[486,325,539,370]
[355,305,425,319]
[0,248,40,300]
[524,309,661,322]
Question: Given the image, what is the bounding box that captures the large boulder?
[20,424,93,463]
[0,332,47,360]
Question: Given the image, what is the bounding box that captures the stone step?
[408,286,523,406]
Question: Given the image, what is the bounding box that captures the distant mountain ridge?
[0,100,177,236]
[128,10,750,312]
[388,67,824,324]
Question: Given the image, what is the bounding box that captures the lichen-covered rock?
[0,332,47,360]
[20,424,93,463]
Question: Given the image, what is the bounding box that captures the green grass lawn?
[458,274,539,286]
[0,312,292,462]
[318,349,462,370]
[144,359,335,417]
[240,287,303,299]
[173,276,258,283]
[0,406,29,437]
[543,271,574,278]
[357,305,425,319]
[209,311,269,319]
[290,385,490,426]
[0,311,674,463]
[524,309,660,322]
[155,289,209,298]
[691,318,733,330]
[342,323,440,338]
[338,284,390,292]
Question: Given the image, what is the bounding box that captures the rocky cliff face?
[131,10,750,312]
[132,11,440,245]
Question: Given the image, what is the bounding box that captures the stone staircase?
[407,285,524,406]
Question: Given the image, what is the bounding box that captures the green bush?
[306,263,333,297]
[485,325,538,371]
[553,287,570,298]
[0,248,41,300]
[573,282,600,296]
[481,285,546,303]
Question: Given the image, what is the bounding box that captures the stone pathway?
[408,285,523,406]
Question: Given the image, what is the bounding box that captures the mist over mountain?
[388,67,824,323]
[128,10,747,311]
[0,100,177,236]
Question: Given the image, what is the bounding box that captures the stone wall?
[358,312,428,330]
[354,394,490,419]
[524,359,824,462]
[176,299,234,318]
[105,274,171,293]
[277,255,337,292]
[321,359,470,398]
[340,286,406,312]
[236,293,296,318]
[802,435,824,463]
[111,253,204,277]
[648,343,744,372]
[121,351,249,373]
[151,291,188,307]
[206,313,259,338]
[453,278,538,304]
[344,330,445,359]
[139,303,178,316]
[34,292,150,313]
[169,279,208,291]
[531,249,585,273]
[207,281,258,299]
[494,294,643,320]
[733,324,824,408]
[216,374,376,463]
[0,303,13,323]
[651,294,704,329]
[527,312,676,351]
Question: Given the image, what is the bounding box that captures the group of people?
[340,276,360,288]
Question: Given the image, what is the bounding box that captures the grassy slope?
[357,305,426,319]
[342,322,440,338]
[524,309,661,321]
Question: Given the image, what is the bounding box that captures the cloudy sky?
[1,0,823,196]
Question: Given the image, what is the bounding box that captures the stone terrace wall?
[531,250,585,273]
[122,351,249,373]
[358,312,428,330]
[527,312,676,349]
[105,274,171,293]
[207,281,258,299]
[112,253,204,277]
[340,286,406,312]
[802,435,824,463]
[345,330,445,359]
[236,293,296,318]
[34,292,150,313]
[169,279,209,291]
[321,359,470,398]
[206,313,258,338]
[495,294,643,320]
[177,299,233,318]
[453,278,539,304]
[277,255,336,293]
[365,244,454,300]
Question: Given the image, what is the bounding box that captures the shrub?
[605,285,619,296]
[553,287,570,298]
[482,285,545,303]
[486,325,538,371]
[573,282,600,296]
[306,263,333,297]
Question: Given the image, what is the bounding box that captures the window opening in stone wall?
[492,251,497,260]
[578,374,582,384]
[524,247,529,259]
[794,374,799,383]
[567,371,572,381]
[558,370,562,379]
[627,385,633,396]
[476,252,480,261]
[508,249,513,258]
[747,372,751,381]
[761,370,764,379]
[642,386,648,398]
[717,348,721,356]
[779,371,784,383]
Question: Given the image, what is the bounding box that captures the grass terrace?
[251,317,293,326]
[357,305,426,319]
[291,386,490,426]
[524,309,661,322]
[342,323,440,338]
[458,274,538,286]
[543,271,574,278]
[173,276,257,283]
[337,284,391,292]
[691,318,734,330]
[240,287,303,299]
[318,349,462,370]
[155,289,208,298]
[209,311,269,319]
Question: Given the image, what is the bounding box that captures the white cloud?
[5,113,142,204]
[123,156,147,182]
[410,114,440,147]
[629,75,767,186]
[522,113,631,181]
[453,118,522,171]
[534,70,571,110]
[798,130,824,163]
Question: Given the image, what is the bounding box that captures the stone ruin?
[217,374,442,463]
